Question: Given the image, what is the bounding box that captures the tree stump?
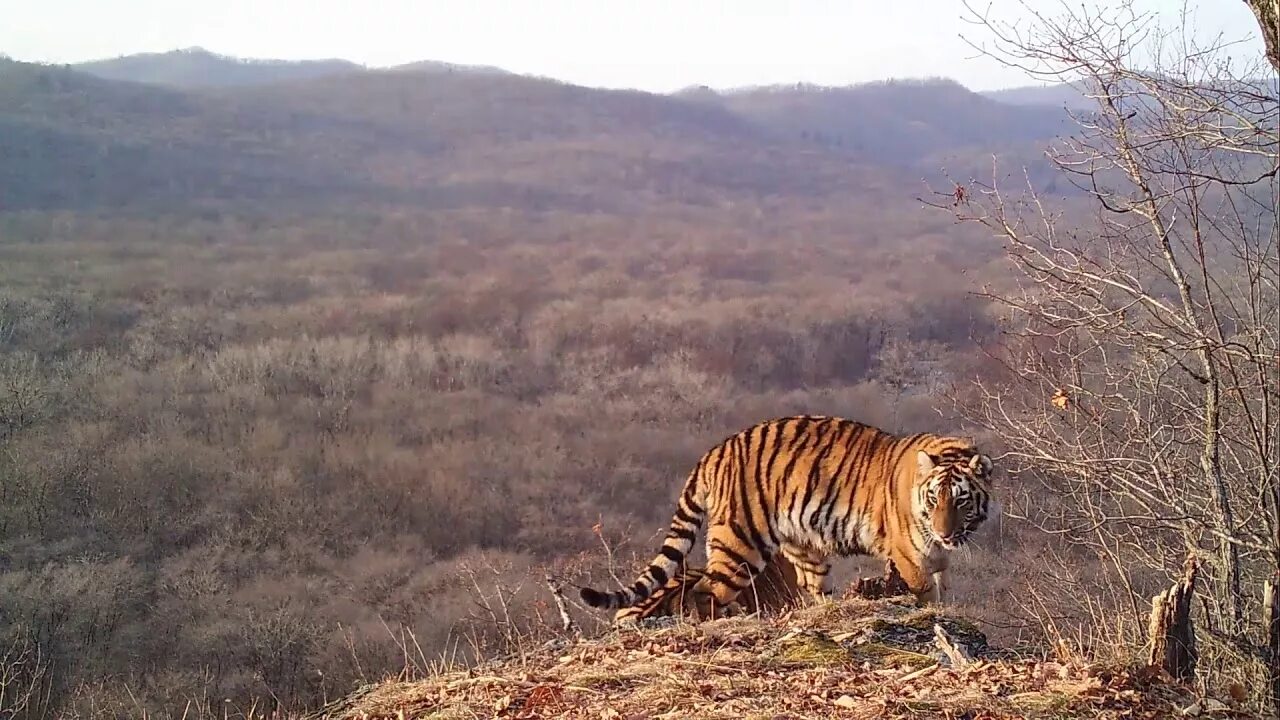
[851,560,909,600]
[1147,555,1199,680]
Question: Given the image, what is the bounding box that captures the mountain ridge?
[71,47,524,88]
[72,47,365,87]
[0,56,1074,214]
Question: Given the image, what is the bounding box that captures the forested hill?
[1,53,1073,213]
[72,47,510,87]
[72,47,364,87]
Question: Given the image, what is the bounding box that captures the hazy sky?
[0,0,1267,91]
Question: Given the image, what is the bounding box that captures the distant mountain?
[982,83,1093,110]
[671,85,721,102]
[74,47,363,87]
[984,77,1279,124]
[0,58,376,210]
[0,58,1082,213]
[72,48,518,88]
[386,60,511,76]
[0,58,900,213]
[696,78,1073,189]
[983,76,1278,105]
[715,78,1071,164]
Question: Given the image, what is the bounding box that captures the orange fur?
[582,416,995,616]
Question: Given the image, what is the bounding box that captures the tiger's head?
[914,449,995,550]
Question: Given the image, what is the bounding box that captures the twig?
[543,573,580,635]
[898,663,941,683]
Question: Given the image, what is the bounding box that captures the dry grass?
[304,596,1251,720]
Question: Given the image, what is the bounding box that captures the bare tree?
[931,0,1278,709]
[1244,0,1279,71]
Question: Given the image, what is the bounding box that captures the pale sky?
[0,0,1267,92]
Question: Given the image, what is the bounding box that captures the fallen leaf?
[833,695,858,709]
[1227,683,1247,703]
[1051,388,1070,410]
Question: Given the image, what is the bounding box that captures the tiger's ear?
[916,451,936,476]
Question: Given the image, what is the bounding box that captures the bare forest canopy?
[71,47,508,87]
[1,45,1274,718]
[0,53,1086,214]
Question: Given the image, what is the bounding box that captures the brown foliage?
[0,184,1008,716]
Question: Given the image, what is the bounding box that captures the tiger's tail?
[580,469,705,610]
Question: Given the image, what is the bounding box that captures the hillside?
[73,47,364,86]
[386,59,513,76]
[0,57,1075,213]
[0,58,903,213]
[981,83,1093,110]
[0,58,378,210]
[305,595,1241,719]
[720,79,1069,160]
[73,48,513,87]
[712,78,1072,186]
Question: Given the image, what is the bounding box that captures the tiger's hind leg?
[691,524,772,620]
[780,544,833,604]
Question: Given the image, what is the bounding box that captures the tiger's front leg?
[888,552,937,605]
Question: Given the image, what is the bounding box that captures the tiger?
[581,415,995,618]
[612,553,806,625]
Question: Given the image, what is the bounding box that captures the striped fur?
[612,567,707,625]
[582,416,995,616]
[612,554,806,625]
